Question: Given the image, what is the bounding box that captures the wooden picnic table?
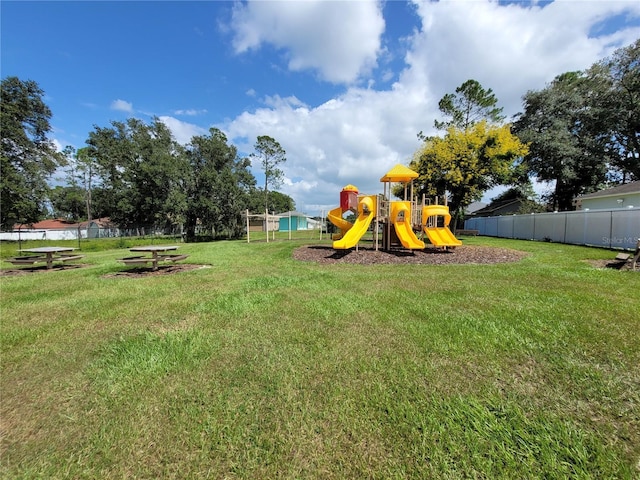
[11,246,84,269]
[121,245,188,271]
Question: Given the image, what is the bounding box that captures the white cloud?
[173,109,208,116]
[225,85,428,214]
[223,0,640,215]
[110,99,133,113]
[158,116,207,145]
[262,94,306,109]
[52,138,64,153]
[405,0,640,120]
[230,0,385,84]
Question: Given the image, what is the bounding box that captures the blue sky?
[2,0,639,216]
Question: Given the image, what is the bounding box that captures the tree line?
[1,80,291,239]
[1,40,638,235]
[411,39,639,222]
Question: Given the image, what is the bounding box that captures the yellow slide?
[333,196,376,249]
[391,201,425,250]
[422,205,462,247]
[327,206,353,240]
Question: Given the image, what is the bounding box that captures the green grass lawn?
[1,237,639,479]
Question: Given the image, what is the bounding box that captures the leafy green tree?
[49,185,85,221]
[431,79,505,133]
[52,146,87,222]
[1,77,63,230]
[86,121,134,227]
[250,136,286,214]
[58,145,100,222]
[514,72,609,211]
[86,118,189,231]
[410,121,529,225]
[130,118,190,231]
[246,189,295,214]
[184,128,255,241]
[83,185,110,220]
[587,39,639,182]
[75,146,99,222]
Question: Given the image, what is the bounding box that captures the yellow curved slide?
[391,202,425,250]
[333,196,375,249]
[327,207,353,240]
[422,205,462,247]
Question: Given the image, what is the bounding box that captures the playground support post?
[375,194,380,251]
[246,209,250,243]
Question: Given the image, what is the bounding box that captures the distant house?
[246,214,279,233]
[465,201,487,216]
[278,211,309,231]
[0,217,117,241]
[82,218,119,238]
[306,217,323,230]
[469,198,528,217]
[574,181,640,210]
[1,218,79,241]
[22,218,78,231]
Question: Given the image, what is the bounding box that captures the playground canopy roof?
[380,164,419,183]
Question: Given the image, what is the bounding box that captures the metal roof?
[577,181,640,199]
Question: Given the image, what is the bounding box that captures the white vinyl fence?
[0,227,119,241]
[464,207,640,250]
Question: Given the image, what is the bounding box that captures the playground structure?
[327,164,462,251]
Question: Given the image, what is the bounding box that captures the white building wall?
[580,193,640,210]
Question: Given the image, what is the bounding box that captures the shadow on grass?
[0,264,88,276]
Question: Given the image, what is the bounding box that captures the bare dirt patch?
[292,245,528,265]
[0,264,90,277]
[0,263,210,278]
[583,259,637,271]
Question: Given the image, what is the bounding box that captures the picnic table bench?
[606,239,640,271]
[120,254,188,265]
[120,246,188,271]
[7,255,50,266]
[7,247,84,269]
[120,255,155,266]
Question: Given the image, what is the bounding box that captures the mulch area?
[292,244,529,265]
[3,247,633,276]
